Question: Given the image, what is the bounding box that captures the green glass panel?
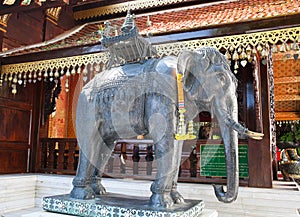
[200,144,248,178]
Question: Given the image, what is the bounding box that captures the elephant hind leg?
[90,138,116,195]
[91,173,107,196]
[70,150,96,199]
[170,183,184,204]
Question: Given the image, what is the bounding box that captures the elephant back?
[84,58,158,98]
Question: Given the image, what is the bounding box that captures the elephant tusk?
[120,154,126,165]
[225,117,264,140]
[246,130,264,140]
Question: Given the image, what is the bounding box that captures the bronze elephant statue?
[70,47,263,208]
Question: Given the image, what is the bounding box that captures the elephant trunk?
[212,108,264,203]
[213,122,239,203]
[212,96,239,203]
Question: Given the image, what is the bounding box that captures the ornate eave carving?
[74,0,188,20]
[46,7,62,25]
[1,26,300,94]
[0,14,11,32]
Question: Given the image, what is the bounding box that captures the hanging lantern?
[291,41,299,51]
[13,74,18,84]
[29,71,33,82]
[247,54,253,62]
[71,67,76,75]
[237,46,242,53]
[271,44,278,53]
[279,42,287,52]
[49,69,53,77]
[261,47,268,58]
[234,61,238,74]
[18,73,22,85]
[37,70,42,81]
[23,72,27,80]
[8,73,13,82]
[234,61,239,69]
[0,74,3,87]
[82,65,88,82]
[77,66,81,74]
[44,70,48,79]
[54,69,60,78]
[11,84,17,95]
[246,45,252,54]
[232,50,239,61]
[256,44,263,52]
[225,50,231,60]
[65,78,69,92]
[239,49,247,59]
[65,68,71,77]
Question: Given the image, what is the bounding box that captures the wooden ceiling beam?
[0,0,67,16]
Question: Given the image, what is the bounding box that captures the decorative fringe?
[175,73,196,140]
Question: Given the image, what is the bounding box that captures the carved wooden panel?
[0,107,30,142]
[273,53,300,120]
[0,82,40,174]
[0,147,28,173]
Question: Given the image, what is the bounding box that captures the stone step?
[1,174,300,217]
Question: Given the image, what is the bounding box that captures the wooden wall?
[0,82,41,174]
[2,6,75,51]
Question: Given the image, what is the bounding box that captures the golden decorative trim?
[2,26,300,75]
[2,52,109,75]
[46,7,62,25]
[0,27,7,33]
[1,26,300,94]
[74,0,186,20]
[155,26,300,57]
[0,14,11,28]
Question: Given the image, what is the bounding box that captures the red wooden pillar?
[248,56,273,188]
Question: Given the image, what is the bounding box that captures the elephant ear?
[215,67,232,92]
[177,50,196,92]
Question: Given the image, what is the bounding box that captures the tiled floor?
[4,207,41,217]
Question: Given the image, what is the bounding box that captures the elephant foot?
[170,190,185,204]
[150,193,174,208]
[91,182,106,195]
[70,186,95,200]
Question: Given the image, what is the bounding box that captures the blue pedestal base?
[43,193,205,217]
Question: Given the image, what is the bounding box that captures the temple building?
[0,0,300,216]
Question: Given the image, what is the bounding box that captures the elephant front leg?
[150,138,178,208]
[170,140,185,204]
[70,150,96,199]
